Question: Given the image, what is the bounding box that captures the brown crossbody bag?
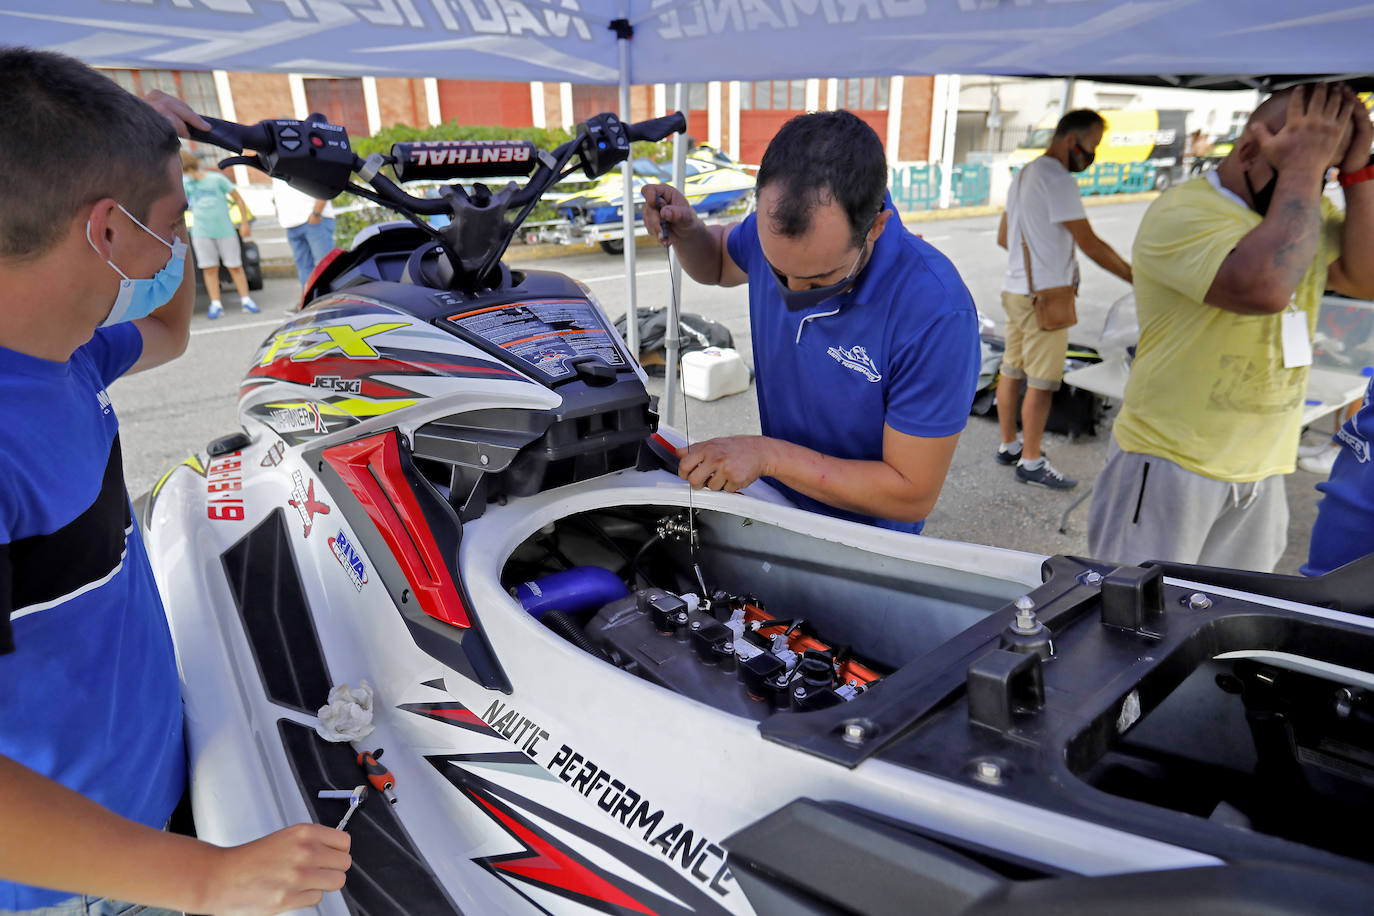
[1014,167,1078,331]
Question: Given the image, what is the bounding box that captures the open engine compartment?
[501,505,1024,723]
[499,507,1374,882]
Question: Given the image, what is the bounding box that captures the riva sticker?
[328,529,368,590]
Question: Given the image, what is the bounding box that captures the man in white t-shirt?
[995,109,1133,489]
[272,178,336,289]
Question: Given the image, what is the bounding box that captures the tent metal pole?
[618,11,639,361]
[661,82,687,429]
[938,74,960,209]
[1058,77,1076,117]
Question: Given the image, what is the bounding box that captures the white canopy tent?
[8,0,1372,422]
[8,1,1374,86]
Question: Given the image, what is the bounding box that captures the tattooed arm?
[1206,83,1356,315]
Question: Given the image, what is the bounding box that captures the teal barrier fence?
[889,162,990,210]
[1012,161,1158,197]
[889,164,940,211]
[951,163,990,207]
[1075,161,1156,196]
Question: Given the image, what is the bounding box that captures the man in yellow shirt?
[1087,83,1374,572]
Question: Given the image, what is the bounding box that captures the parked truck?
[1009,108,1187,190]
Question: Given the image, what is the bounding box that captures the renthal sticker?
[328,529,368,590]
[258,321,407,366]
[410,144,531,166]
[206,452,245,522]
[312,375,362,394]
[287,469,330,538]
[269,404,326,434]
[260,440,286,468]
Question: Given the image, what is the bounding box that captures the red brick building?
[102,68,937,188]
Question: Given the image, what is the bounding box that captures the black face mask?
[1244,168,1279,217]
[1067,142,1095,173]
[771,244,866,312]
[768,214,879,312]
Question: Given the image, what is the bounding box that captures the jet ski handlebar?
[187,108,686,288]
[187,110,686,212]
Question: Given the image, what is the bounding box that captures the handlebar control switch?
[578,113,632,179]
[260,113,357,201]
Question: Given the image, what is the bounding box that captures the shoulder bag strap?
[1014,167,1039,294]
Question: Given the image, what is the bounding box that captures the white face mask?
[87,204,188,327]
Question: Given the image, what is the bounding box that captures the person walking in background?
[180,150,258,319]
[273,177,337,291]
[1188,129,1214,175]
[994,109,1133,490]
[1087,83,1373,573]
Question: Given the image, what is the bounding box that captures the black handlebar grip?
[391,140,539,182]
[625,112,688,144]
[187,116,272,155]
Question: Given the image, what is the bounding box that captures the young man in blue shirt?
[0,48,350,915]
[643,111,980,534]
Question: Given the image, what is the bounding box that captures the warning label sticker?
[448,299,625,379]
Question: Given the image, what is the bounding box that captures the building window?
[179,71,220,120]
[837,77,889,112]
[98,68,222,119]
[740,79,806,111]
[303,77,370,139]
[98,69,225,159]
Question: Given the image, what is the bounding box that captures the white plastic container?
[681,347,751,402]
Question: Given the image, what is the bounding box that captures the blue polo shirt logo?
[1336,424,1370,463]
[826,344,881,382]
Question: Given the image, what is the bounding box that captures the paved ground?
[114,197,1329,574]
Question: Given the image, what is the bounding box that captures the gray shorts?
[190,234,241,269]
[1086,438,1288,572]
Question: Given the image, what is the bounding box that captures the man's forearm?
[1339,179,1374,295]
[673,222,730,286]
[0,756,217,913]
[1208,167,1325,313]
[766,439,938,523]
[1084,239,1132,283]
[1249,169,1324,293]
[158,254,195,345]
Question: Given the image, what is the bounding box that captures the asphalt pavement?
[113,198,1326,574]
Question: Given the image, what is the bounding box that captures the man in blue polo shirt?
[643,110,980,533]
[1305,372,1374,577]
[0,49,350,916]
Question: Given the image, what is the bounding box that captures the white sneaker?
[1298,440,1335,459]
[207,300,223,320]
[1298,445,1340,476]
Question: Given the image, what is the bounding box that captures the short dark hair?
[1054,109,1105,140]
[755,110,887,250]
[0,47,181,260]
